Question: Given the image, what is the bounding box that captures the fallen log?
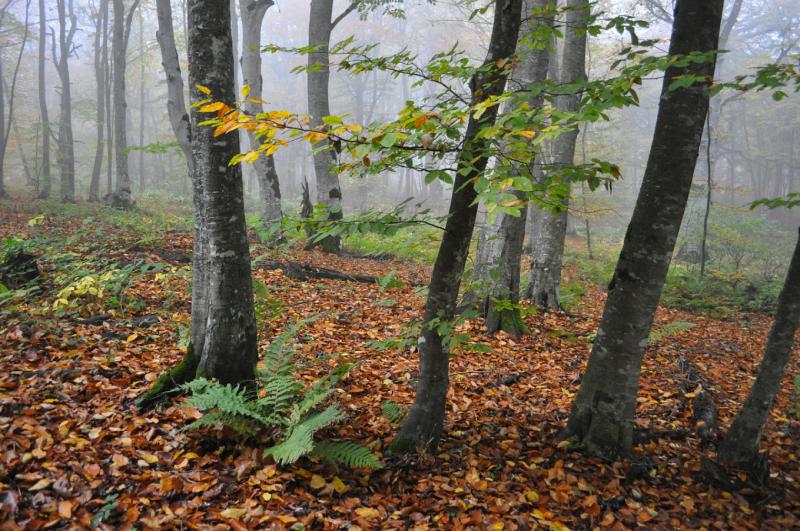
[257,260,381,284]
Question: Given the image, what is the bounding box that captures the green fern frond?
[182,411,258,435]
[381,400,407,423]
[264,424,316,465]
[314,441,383,470]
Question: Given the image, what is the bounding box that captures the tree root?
[136,349,198,411]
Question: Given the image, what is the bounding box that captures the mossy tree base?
[136,347,198,411]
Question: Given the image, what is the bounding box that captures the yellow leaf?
[309,474,326,490]
[354,507,380,519]
[196,84,211,95]
[241,85,251,98]
[220,507,247,520]
[29,478,52,491]
[525,490,540,503]
[261,492,272,502]
[518,130,537,139]
[331,476,348,494]
[140,452,158,464]
[126,334,138,343]
[199,102,225,113]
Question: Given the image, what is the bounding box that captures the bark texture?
[37,0,51,198]
[472,0,553,336]
[527,0,588,309]
[240,0,283,233]
[563,0,723,457]
[717,228,800,466]
[110,0,138,207]
[307,0,343,254]
[188,0,257,386]
[392,0,523,453]
[0,0,29,198]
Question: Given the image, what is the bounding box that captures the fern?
[314,441,384,469]
[181,320,382,469]
[381,400,407,424]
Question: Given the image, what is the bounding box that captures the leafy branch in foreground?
[181,321,382,469]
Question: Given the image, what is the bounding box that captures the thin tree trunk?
[90,0,108,202]
[241,0,283,233]
[0,0,29,198]
[137,6,145,193]
[105,10,113,196]
[700,109,712,276]
[56,0,77,203]
[110,0,140,207]
[717,228,800,466]
[471,0,554,336]
[37,0,50,199]
[391,0,523,453]
[307,0,347,254]
[527,0,589,309]
[562,0,723,457]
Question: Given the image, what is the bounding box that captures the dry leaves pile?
[0,213,798,529]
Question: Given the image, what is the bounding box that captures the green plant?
[381,400,407,423]
[252,278,285,328]
[648,321,696,345]
[791,376,800,418]
[90,494,119,527]
[181,322,382,469]
[377,270,405,291]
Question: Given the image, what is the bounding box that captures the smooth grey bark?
[90,0,109,202]
[0,0,30,199]
[55,0,77,202]
[562,0,723,457]
[468,0,553,336]
[307,0,351,254]
[188,0,257,386]
[37,0,50,199]
[717,228,800,466]
[240,0,283,232]
[139,0,256,409]
[391,0,523,453]
[105,7,113,195]
[527,0,589,309]
[137,7,145,192]
[110,0,139,207]
[155,0,193,174]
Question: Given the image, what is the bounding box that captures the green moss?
[498,307,528,338]
[136,345,198,411]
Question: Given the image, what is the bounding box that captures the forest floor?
[1,204,799,529]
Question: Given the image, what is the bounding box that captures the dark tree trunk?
[37,0,51,199]
[241,0,283,233]
[717,228,800,466]
[307,0,344,254]
[562,0,723,457]
[528,0,589,309]
[90,0,109,202]
[139,0,256,409]
[55,0,77,203]
[391,0,523,453]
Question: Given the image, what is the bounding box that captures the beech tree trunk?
[562,0,723,457]
[90,0,109,202]
[391,0,523,453]
[527,0,588,309]
[37,0,51,199]
[473,0,554,336]
[717,228,800,466]
[0,0,29,198]
[307,0,343,254]
[240,0,283,233]
[55,0,77,203]
[111,0,139,207]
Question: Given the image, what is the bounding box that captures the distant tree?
[37,0,51,199]
[89,0,109,202]
[54,0,77,202]
[241,0,283,235]
[561,0,724,457]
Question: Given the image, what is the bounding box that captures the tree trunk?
[155,0,193,174]
[391,0,523,453]
[717,228,800,466]
[137,7,146,193]
[111,0,138,207]
[307,0,343,254]
[474,0,553,336]
[56,0,77,203]
[90,0,108,202]
[37,0,51,199]
[105,10,113,196]
[240,0,283,233]
[527,0,589,309]
[139,0,256,409]
[562,0,723,457]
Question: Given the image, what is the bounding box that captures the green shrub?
[181,322,382,469]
